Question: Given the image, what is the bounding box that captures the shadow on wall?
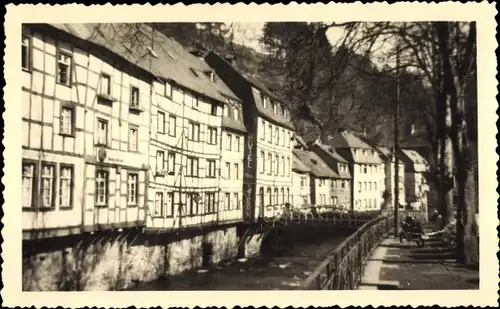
[22,226,239,291]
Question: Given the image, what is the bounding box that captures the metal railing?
[301,214,394,290]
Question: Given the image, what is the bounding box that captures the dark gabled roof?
[292,153,311,173]
[400,149,428,165]
[293,149,339,178]
[324,129,373,149]
[47,23,240,105]
[314,143,349,163]
[205,51,294,130]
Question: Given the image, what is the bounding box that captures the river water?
[131,235,348,290]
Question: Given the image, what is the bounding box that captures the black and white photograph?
[2,2,498,308]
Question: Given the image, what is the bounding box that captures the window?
[96,118,108,146]
[22,161,35,208]
[188,122,200,141]
[211,103,217,116]
[358,182,362,193]
[130,86,140,107]
[22,35,30,70]
[40,163,55,208]
[331,180,335,188]
[169,115,176,136]
[274,188,279,205]
[267,153,272,174]
[95,170,109,206]
[59,165,73,209]
[225,162,231,179]
[286,157,290,176]
[129,126,138,151]
[341,180,346,189]
[268,124,272,143]
[260,151,265,173]
[165,81,172,98]
[156,151,165,172]
[157,111,165,134]
[223,105,229,118]
[154,192,164,217]
[233,107,239,120]
[281,188,285,204]
[281,129,285,146]
[275,155,279,175]
[267,188,272,206]
[224,193,231,210]
[272,101,277,114]
[100,74,111,95]
[60,105,74,136]
[260,119,265,140]
[286,188,290,203]
[234,163,239,179]
[207,127,217,145]
[300,177,305,188]
[374,182,378,191]
[193,96,199,109]
[235,136,240,152]
[281,156,285,175]
[226,133,232,150]
[127,173,138,205]
[57,50,72,86]
[364,165,368,174]
[166,192,174,217]
[284,108,288,118]
[167,152,175,175]
[207,159,216,178]
[188,193,200,215]
[369,182,372,191]
[364,182,367,191]
[187,157,199,177]
[206,192,216,213]
[262,96,267,108]
[233,193,239,210]
[275,128,279,145]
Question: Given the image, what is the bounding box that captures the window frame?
[22,34,32,72]
[59,102,76,137]
[157,110,166,134]
[207,159,216,178]
[226,133,232,151]
[208,126,217,145]
[130,86,140,107]
[56,49,73,87]
[168,115,177,137]
[154,192,164,217]
[99,73,112,96]
[59,163,74,210]
[128,125,139,152]
[165,81,173,98]
[95,169,109,207]
[39,161,56,209]
[166,192,174,218]
[96,118,109,147]
[22,159,38,210]
[126,172,139,206]
[167,152,176,175]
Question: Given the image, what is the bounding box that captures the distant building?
[291,151,312,207]
[321,129,384,212]
[205,52,295,221]
[312,142,352,211]
[398,149,430,211]
[292,142,339,207]
[375,146,406,209]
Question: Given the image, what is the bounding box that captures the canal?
[130,234,349,290]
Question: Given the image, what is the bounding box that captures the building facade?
[22,23,153,239]
[312,142,352,211]
[375,146,406,208]
[292,147,339,207]
[205,52,295,221]
[322,130,384,212]
[399,149,430,211]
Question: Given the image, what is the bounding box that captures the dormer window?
[283,108,288,118]
[233,107,239,121]
[262,95,267,108]
[205,71,215,83]
[272,101,277,114]
[165,81,172,98]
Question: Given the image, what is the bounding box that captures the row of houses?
[21,23,430,241]
[290,131,431,213]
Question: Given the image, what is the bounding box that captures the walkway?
[358,234,479,290]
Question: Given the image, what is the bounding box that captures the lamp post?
[393,34,402,237]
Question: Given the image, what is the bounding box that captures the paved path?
[358,235,479,290]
